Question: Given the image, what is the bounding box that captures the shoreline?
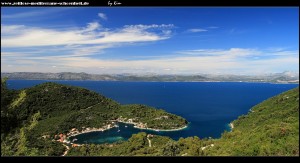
[229,123,234,131]
[67,120,188,139]
[118,121,188,132]
[134,125,188,132]
[67,124,117,139]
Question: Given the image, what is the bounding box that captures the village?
[116,116,148,130]
[48,116,187,156]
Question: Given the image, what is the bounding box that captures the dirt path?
[147,138,152,147]
[62,144,70,156]
[82,102,100,111]
[201,144,214,150]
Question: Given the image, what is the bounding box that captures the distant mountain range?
[1,71,299,83]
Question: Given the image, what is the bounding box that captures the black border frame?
[1,0,299,7]
[1,0,299,160]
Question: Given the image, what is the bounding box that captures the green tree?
[162,141,180,156]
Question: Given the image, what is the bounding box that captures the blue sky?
[1,7,299,75]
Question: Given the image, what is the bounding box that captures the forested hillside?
[1,79,187,156]
[206,87,299,156]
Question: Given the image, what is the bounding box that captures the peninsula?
[1,79,187,156]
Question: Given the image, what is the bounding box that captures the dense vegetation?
[118,105,187,130]
[1,79,187,156]
[206,87,299,156]
[1,78,298,156]
[67,132,216,156]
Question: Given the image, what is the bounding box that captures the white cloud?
[177,48,261,58]
[187,28,208,33]
[2,48,298,75]
[82,22,101,32]
[1,23,174,47]
[123,24,174,31]
[185,27,217,33]
[1,25,25,34]
[208,26,219,29]
[162,30,172,35]
[1,21,176,73]
[98,13,107,20]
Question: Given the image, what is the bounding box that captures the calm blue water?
[7,80,298,143]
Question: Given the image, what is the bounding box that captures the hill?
[206,86,299,156]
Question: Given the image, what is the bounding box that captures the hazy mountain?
[1,71,299,83]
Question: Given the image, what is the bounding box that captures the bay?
[7,80,298,143]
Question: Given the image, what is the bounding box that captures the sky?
[1,7,299,75]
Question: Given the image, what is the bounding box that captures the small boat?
[125,125,128,128]
[117,129,120,132]
[72,138,78,142]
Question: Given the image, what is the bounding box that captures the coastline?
[119,121,188,132]
[134,125,188,132]
[67,124,117,139]
[229,123,234,131]
[67,120,188,140]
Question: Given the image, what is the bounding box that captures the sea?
[7,80,299,144]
